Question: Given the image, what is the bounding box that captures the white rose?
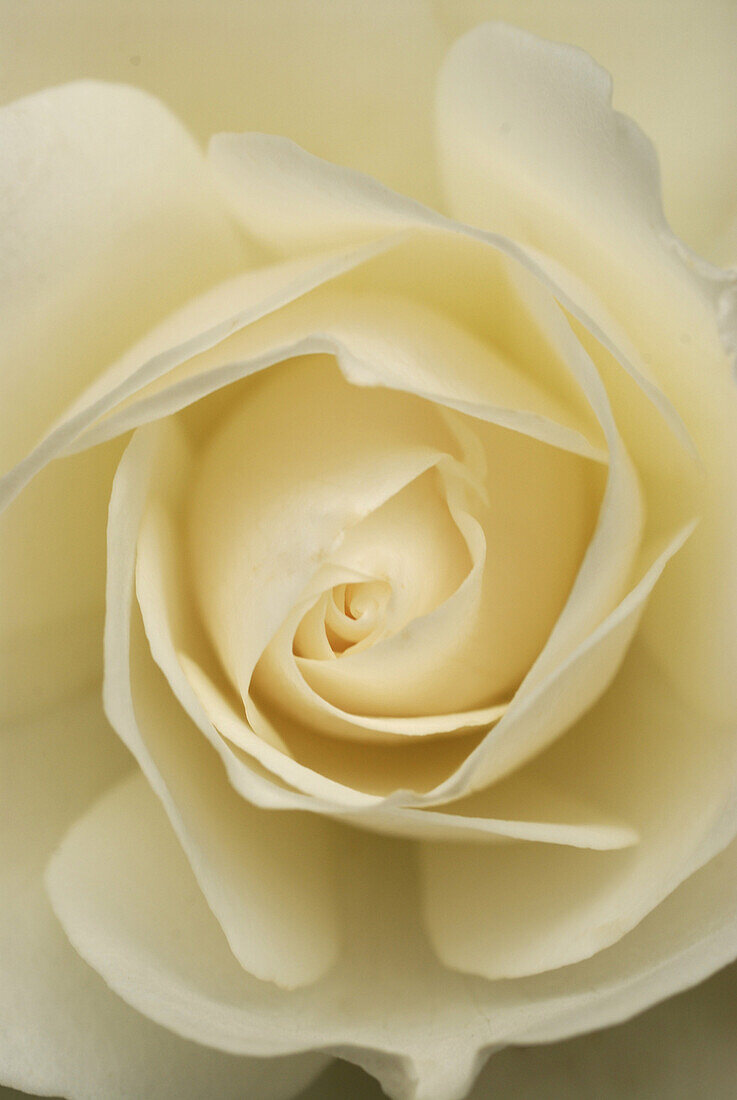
[2,6,737,1100]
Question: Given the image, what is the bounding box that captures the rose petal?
[433,2,737,259]
[42,762,737,1100]
[0,247,394,513]
[265,469,485,721]
[134,417,633,849]
[0,80,244,718]
[186,353,599,752]
[63,279,606,465]
[419,641,737,979]
[383,293,693,801]
[206,129,702,495]
[186,357,468,712]
[0,690,326,1100]
[174,665,637,851]
[285,425,595,723]
[206,136,700,732]
[131,420,466,810]
[104,425,341,988]
[44,774,484,1100]
[0,81,243,476]
[435,21,737,724]
[93,118,697,814]
[127,298,692,817]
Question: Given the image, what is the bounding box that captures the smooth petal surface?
[207,134,703,787]
[104,425,342,988]
[187,354,597,737]
[59,276,605,472]
[0,81,242,474]
[432,0,737,259]
[305,959,737,1100]
[0,0,445,206]
[420,643,737,979]
[0,689,327,1100]
[131,388,535,813]
[435,21,737,726]
[144,128,704,858]
[0,80,244,718]
[41,760,737,1100]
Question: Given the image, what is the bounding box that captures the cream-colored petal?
[393,776,638,850]
[178,656,395,807]
[432,2,737,259]
[136,419,625,850]
[147,130,695,800]
[69,281,605,464]
[392,312,687,802]
[207,129,704,491]
[134,437,388,810]
[187,357,464,705]
[178,668,636,852]
[133,421,462,809]
[44,775,485,1100]
[435,21,737,724]
[714,221,737,269]
[395,515,691,813]
[104,425,341,987]
[124,269,690,808]
[266,470,484,721]
[0,247,393,514]
[0,80,244,718]
[186,347,601,769]
[435,21,732,355]
[207,130,709,797]
[209,121,733,412]
[209,131,433,255]
[0,442,123,722]
[1,1,445,206]
[38,761,737,1100]
[0,82,243,476]
[0,690,326,1100]
[288,425,595,726]
[420,641,737,979]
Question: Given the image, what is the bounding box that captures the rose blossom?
[2,5,737,1100]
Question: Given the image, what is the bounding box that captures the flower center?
[293,579,393,659]
[325,581,391,654]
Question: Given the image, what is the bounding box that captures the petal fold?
[0,691,326,1100]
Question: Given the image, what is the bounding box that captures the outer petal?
[435,21,737,726]
[0,80,245,719]
[432,0,737,259]
[0,0,445,206]
[303,989,737,1100]
[206,131,705,797]
[419,643,737,979]
[41,760,737,1100]
[0,690,327,1099]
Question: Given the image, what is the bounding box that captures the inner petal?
[186,355,465,712]
[275,425,597,726]
[185,348,599,748]
[299,579,392,657]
